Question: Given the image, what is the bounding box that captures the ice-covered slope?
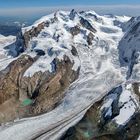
[0,34,16,70]
[0,10,139,140]
[62,82,140,140]
[20,10,129,77]
[118,16,140,80]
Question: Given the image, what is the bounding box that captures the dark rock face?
[15,15,59,56]
[35,49,46,56]
[122,17,137,32]
[71,46,78,56]
[87,32,94,45]
[118,18,140,79]
[80,17,97,33]
[23,22,46,49]
[0,16,80,123]
[70,26,80,36]
[69,9,77,20]
[100,86,122,126]
[50,12,58,23]
[69,25,95,46]
[0,55,35,105]
[15,30,25,56]
[0,24,21,36]
[61,84,140,140]
[0,54,79,123]
[126,21,140,37]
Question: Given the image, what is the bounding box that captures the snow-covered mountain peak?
[0,10,140,140]
[0,10,131,77]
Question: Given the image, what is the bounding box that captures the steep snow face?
[118,17,140,79]
[0,10,136,140]
[0,34,16,70]
[0,35,15,47]
[101,84,139,126]
[22,10,129,77]
[114,85,139,125]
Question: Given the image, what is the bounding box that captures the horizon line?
[0,5,140,17]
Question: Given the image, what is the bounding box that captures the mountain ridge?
[0,9,139,140]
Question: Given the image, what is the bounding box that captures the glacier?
[0,10,139,140]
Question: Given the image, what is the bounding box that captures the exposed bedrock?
[0,11,82,124]
[0,51,79,124]
[61,83,140,140]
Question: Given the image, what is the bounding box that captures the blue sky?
[0,0,140,8]
[0,0,140,17]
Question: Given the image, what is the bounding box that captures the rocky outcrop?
[61,83,140,140]
[122,17,137,31]
[71,46,78,56]
[15,22,46,56]
[80,17,97,33]
[87,32,95,45]
[118,18,140,79]
[1,10,139,140]
[0,52,79,123]
[70,26,80,36]
[15,31,25,56]
[69,25,95,46]
[0,22,80,122]
[69,9,77,20]
[23,22,45,48]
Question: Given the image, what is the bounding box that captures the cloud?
[0,5,140,17]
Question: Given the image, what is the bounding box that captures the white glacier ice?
[0,10,139,140]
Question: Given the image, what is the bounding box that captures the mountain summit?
[0,10,139,140]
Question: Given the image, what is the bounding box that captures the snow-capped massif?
[0,10,130,77]
[19,10,130,77]
[0,10,139,140]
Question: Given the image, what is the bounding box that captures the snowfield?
[0,35,16,70]
[0,10,139,140]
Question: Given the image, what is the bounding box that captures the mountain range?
[0,9,139,140]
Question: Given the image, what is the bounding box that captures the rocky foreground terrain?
[0,10,139,140]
